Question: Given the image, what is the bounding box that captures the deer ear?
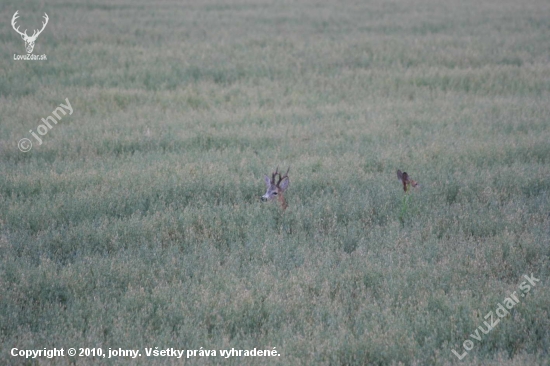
[21,34,26,40]
[264,175,271,188]
[279,177,289,191]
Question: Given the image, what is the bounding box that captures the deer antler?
[11,11,48,40]
[276,166,290,186]
[30,13,49,39]
[271,166,279,185]
[11,11,28,38]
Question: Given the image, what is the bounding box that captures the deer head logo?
[11,11,49,54]
[397,169,419,192]
[262,166,290,210]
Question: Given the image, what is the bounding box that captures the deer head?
[397,169,419,192]
[261,166,290,210]
[12,11,49,54]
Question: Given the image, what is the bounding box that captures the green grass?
[1,0,549,364]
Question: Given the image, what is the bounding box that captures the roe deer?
[261,166,290,210]
[397,169,419,192]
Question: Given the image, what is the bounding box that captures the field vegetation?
[1,0,549,364]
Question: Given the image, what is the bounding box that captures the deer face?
[397,169,419,192]
[262,175,289,201]
[261,167,290,209]
[22,35,37,54]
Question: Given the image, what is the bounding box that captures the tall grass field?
[1,0,549,364]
